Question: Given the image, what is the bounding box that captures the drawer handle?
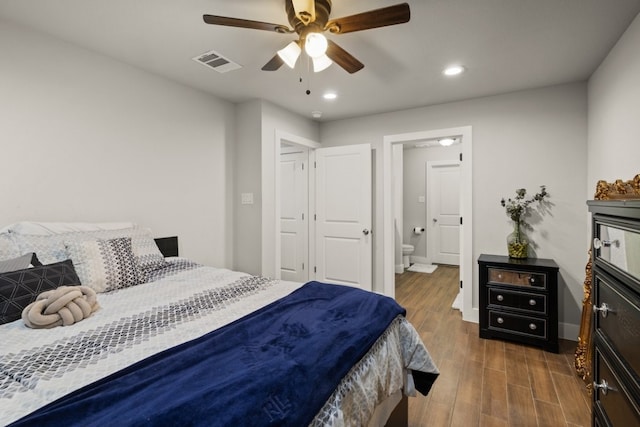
[496,295,504,302]
[593,379,615,396]
[593,302,612,318]
[497,273,503,280]
[529,299,537,306]
[497,317,504,324]
[529,277,536,284]
[593,238,619,249]
[529,323,537,331]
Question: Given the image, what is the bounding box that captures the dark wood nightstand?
[478,254,559,353]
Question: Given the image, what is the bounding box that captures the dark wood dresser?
[478,254,559,353]
[588,200,640,426]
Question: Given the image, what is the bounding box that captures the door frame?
[383,126,477,323]
[271,130,321,280]
[426,160,461,266]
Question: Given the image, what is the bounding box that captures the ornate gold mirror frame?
[574,174,640,393]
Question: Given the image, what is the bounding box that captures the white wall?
[0,19,236,268]
[233,99,319,277]
[321,83,588,338]
[588,13,640,190]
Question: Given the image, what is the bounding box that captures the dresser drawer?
[594,272,640,382]
[488,311,546,338]
[488,288,546,314]
[593,346,640,426]
[595,220,640,283]
[487,267,546,289]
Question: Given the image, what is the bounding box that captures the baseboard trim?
[410,256,429,265]
[559,322,579,341]
[395,264,405,274]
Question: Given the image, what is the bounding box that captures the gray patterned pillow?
[12,227,166,270]
[65,237,143,293]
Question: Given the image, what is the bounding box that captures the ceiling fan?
[203,0,410,74]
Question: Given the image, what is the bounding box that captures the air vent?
[193,49,242,73]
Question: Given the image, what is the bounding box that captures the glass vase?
[507,222,528,259]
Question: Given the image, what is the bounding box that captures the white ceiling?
[1,0,639,121]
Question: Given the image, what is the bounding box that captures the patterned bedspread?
[0,259,437,426]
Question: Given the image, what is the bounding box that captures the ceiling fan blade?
[262,54,285,71]
[325,3,410,34]
[326,40,364,74]
[203,15,293,33]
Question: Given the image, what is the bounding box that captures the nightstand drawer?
[488,267,546,289]
[488,288,546,314]
[594,272,640,381]
[488,311,546,338]
[594,346,640,426]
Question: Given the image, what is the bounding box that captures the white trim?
[270,130,321,279]
[410,255,429,265]
[383,126,475,323]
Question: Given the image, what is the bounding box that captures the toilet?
[402,244,414,269]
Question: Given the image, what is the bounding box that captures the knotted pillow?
[22,286,99,329]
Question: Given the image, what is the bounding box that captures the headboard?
[154,236,178,258]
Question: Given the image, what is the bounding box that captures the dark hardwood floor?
[395,265,591,426]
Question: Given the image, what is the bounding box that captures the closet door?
[315,144,372,291]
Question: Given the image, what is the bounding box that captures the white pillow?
[0,233,20,261]
[6,221,136,236]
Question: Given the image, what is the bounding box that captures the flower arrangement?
[500,185,549,258]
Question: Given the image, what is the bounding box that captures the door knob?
[432,218,438,223]
[362,229,370,235]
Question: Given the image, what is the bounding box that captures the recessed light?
[443,65,465,76]
[323,92,337,100]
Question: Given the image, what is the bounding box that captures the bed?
[0,222,438,426]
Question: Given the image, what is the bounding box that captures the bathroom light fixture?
[277,41,302,69]
[323,92,337,100]
[311,110,323,118]
[438,138,456,146]
[305,33,328,58]
[443,65,465,76]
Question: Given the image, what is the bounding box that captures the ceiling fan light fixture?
[313,54,333,72]
[305,32,328,58]
[277,41,302,68]
[292,0,316,25]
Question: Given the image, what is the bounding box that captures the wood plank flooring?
[395,265,592,427]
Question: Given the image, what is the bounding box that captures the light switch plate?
[241,193,254,205]
[418,196,425,203]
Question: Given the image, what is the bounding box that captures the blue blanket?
[11,282,407,427]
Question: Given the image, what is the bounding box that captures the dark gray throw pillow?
[0,259,81,325]
[0,252,42,273]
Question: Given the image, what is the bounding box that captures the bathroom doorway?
[382,126,475,323]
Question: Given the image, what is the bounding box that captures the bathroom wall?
[403,143,461,263]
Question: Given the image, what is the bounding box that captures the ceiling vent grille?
[193,49,242,73]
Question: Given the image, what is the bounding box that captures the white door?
[427,161,460,265]
[280,148,308,282]
[315,144,372,291]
